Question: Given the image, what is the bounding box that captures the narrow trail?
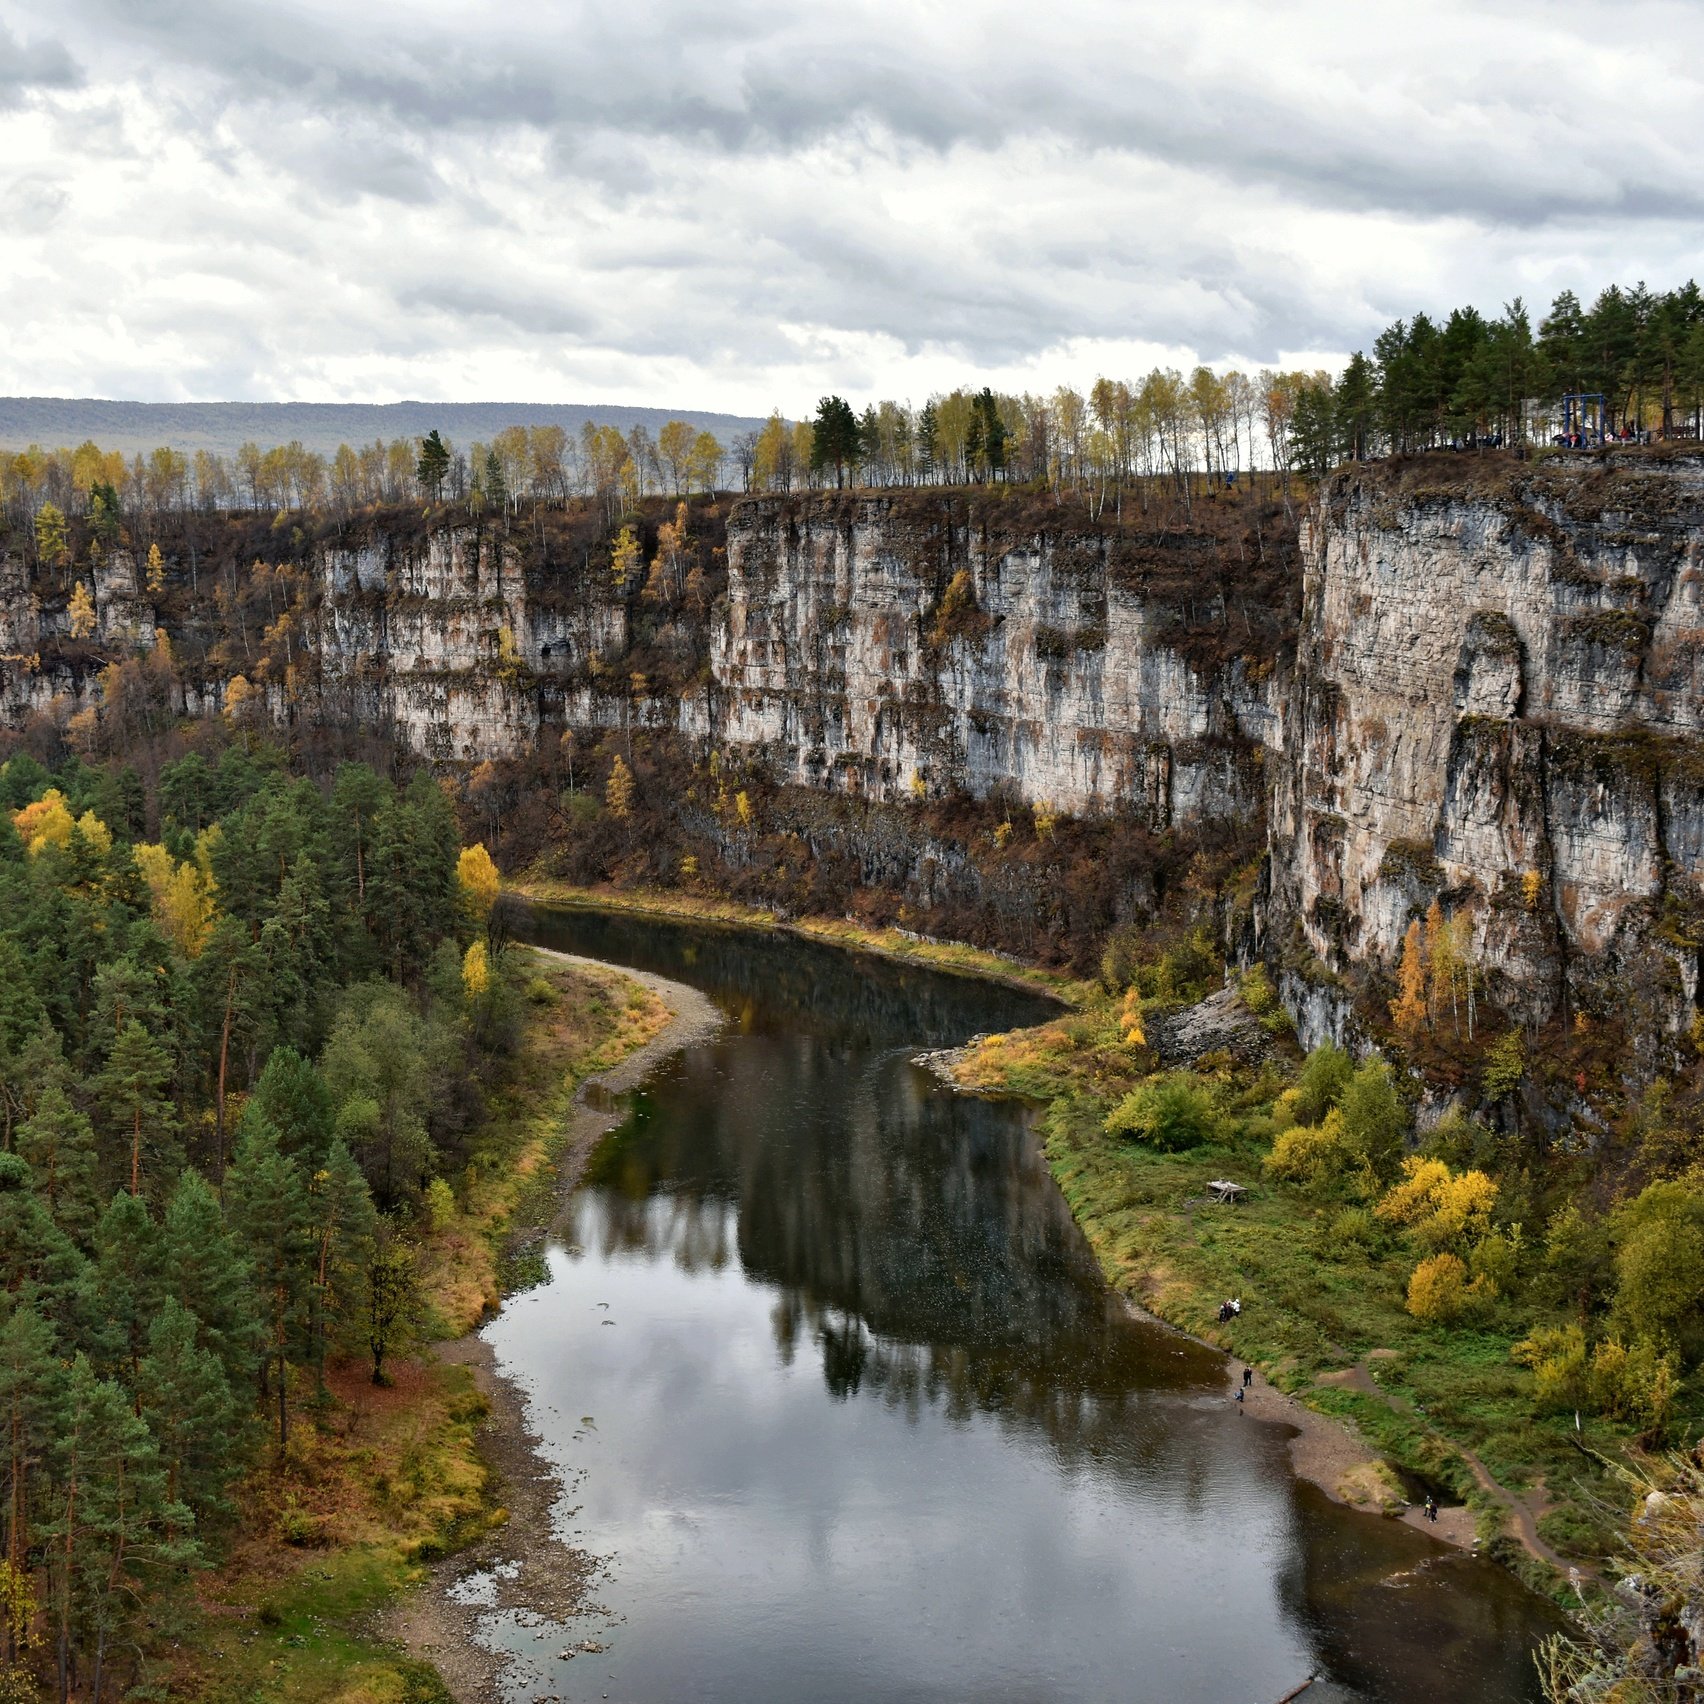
[1321,1353,1596,1585]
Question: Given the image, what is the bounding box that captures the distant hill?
[0,397,768,457]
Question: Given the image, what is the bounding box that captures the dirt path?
[1312,1353,1595,1579]
[383,950,722,1703]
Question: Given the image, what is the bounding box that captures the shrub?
[1469,1226,1522,1295]
[1102,926,1219,1007]
[1421,1106,1497,1170]
[1538,1202,1613,1314]
[274,1493,326,1548]
[1375,1156,1498,1249]
[1105,1071,1215,1151]
[1292,1043,1353,1124]
[424,1176,457,1234]
[1326,1206,1380,1257]
[1611,1180,1704,1353]
[1336,1059,1407,1177]
[1588,1337,1679,1431]
[1236,964,1292,1034]
[1265,1111,1353,1188]
[1405,1251,1495,1322]
[1481,1030,1524,1100]
[1513,1322,1588,1410]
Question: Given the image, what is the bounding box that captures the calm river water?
[474,907,1561,1703]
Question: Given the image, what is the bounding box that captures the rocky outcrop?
[1268,453,1704,1035]
[2,492,1284,836]
[709,494,1278,823]
[6,455,1703,1035]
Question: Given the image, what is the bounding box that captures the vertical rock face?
[6,457,1703,1033]
[714,494,1278,826]
[1268,455,1704,1033]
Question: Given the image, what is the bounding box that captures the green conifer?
[140,1299,237,1522]
[249,1047,335,1170]
[93,1191,161,1387]
[92,1019,176,1196]
[227,1119,309,1455]
[159,1171,259,1391]
[16,1085,100,1242]
[308,1139,377,1392]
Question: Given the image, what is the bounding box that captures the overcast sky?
[2,0,1701,413]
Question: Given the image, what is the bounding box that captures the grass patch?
[178,1359,492,1703]
[416,947,671,1335]
[953,989,1642,1589]
[512,878,1090,1004]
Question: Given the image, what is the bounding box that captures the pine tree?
[92,1019,176,1196]
[158,1171,258,1392]
[193,917,266,1180]
[0,1301,62,1625]
[0,1156,90,1347]
[258,854,334,1052]
[809,395,861,488]
[329,762,388,916]
[93,1191,161,1388]
[365,1218,420,1387]
[139,1300,236,1521]
[482,447,507,514]
[248,1047,335,1170]
[0,945,48,1149]
[46,1354,180,1703]
[307,1140,376,1392]
[227,1118,309,1455]
[16,1086,100,1242]
[414,430,450,500]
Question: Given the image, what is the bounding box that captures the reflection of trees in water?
[523,907,1059,1050]
[576,1033,1241,1477]
[539,907,1560,1702]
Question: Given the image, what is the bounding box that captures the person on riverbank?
[1242,1366,1253,1389]
[1424,1496,1438,1523]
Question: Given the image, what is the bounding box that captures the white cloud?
[0,0,1700,409]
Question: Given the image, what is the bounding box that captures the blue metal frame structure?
[1561,392,1608,446]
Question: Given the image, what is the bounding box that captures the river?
[466,906,1562,1703]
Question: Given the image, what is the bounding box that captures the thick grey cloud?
[0,19,79,106]
[0,0,1700,409]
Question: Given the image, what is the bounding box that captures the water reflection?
[479,907,1559,1703]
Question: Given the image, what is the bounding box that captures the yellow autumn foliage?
[461,940,490,1000]
[1375,1155,1498,1249]
[1119,988,1146,1048]
[456,844,501,918]
[1406,1252,1472,1321]
[67,581,96,639]
[132,832,219,956]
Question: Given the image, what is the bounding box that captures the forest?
[5,279,1701,540]
[0,739,524,1701]
[1,274,1703,1698]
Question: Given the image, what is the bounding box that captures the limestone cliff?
[709,493,1283,823]
[1,490,1288,836]
[1268,453,1704,1040]
[5,457,1703,1034]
